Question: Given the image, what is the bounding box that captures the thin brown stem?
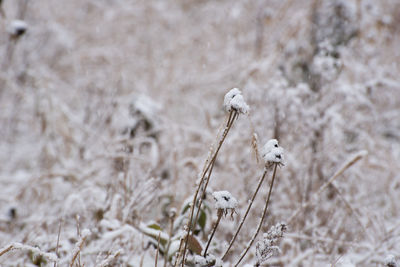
[234,164,278,266]
[54,220,62,267]
[180,111,236,266]
[221,168,268,261]
[203,210,223,257]
[155,233,161,267]
[287,150,366,224]
[164,212,176,267]
[193,111,238,226]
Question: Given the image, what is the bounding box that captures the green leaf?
[147,223,162,231]
[197,210,207,231]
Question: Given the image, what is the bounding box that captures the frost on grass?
[0,242,57,262]
[212,190,237,217]
[223,88,249,114]
[255,223,287,266]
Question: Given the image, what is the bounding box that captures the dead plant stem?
[221,168,268,261]
[203,210,223,257]
[234,164,278,266]
[180,111,236,266]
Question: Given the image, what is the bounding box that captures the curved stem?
[180,111,236,266]
[164,213,176,267]
[221,168,268,261]
[203,210,223,257]
[193,112,237,231]
[234,164,278,266]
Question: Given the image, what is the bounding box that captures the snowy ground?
[1,0,400,266]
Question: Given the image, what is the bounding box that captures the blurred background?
[0,0,399,266]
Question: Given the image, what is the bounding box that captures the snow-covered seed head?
[262,139,284,167]
[223,88,249,114]
[256,222,287,265]
[385,255,398,267]
[212,191,237,218]
[169,207,177,219]
[8,20,28,38]
[261,139,279,157]
[264,222,287,241]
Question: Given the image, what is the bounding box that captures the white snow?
[212,191,238,210]
[229,94,250,114]
[385,254,398,267]
[223,88,249,114]
[7,20,28,36]
[262,140,284,165]
[261,139,279,157]
[223,88,241,111]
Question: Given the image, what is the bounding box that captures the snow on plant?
[179,87,249,265]
[192,254,222,267]
[262,139,284,167]
[385,255,398,267]
[212,191,237,217]
[0,0,399,266]
[223,88,249,114]
[7,20,28,38]
[255,222,287,267]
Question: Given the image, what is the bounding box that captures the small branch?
[180,111,236,266]
[98,249,122,267]
[54,219,63,267]
[70,229,91,267]
[155,233,161,267]
[222,168,268,260]
[164,211,176,267]
[287,150,367,224]
[203,210,223,257]
[193,111,238,228]
[234,164,279,266]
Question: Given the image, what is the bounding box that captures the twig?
[222,168,268,260]
[330,183,373,242]
[54,219,63,267]
[155,233,161,267]
[287,150,367,224]
[164,211,176,267]
[98,249,122,267]
[234,164,279,266]
[180,111,236,266]
[192,111,238,230]
[70,229,90,267]
[203,209,223,256]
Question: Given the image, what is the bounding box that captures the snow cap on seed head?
[8,20,28,38]
[385,255,398,267]
[212,191,237,217]
[223,88,249,114]
[261,139,279,156]
[262,139,284,166]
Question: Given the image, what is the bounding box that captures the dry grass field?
[1,0,400,266]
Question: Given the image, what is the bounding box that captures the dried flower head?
[385,255,398,267]
[223,88,249,114]
[255,222,287,266]
[262,139,284,167]
[212,191,237,218]
[8,20,28,38]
